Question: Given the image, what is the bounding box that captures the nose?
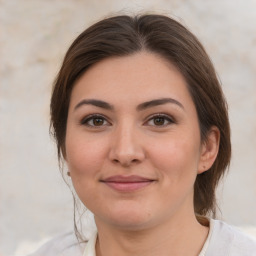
[108,124,145,167]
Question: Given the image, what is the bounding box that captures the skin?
[65,52,220,256]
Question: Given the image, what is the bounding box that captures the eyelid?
[79,113,175,128]
[80,114,111,127]
[144,113,175,126]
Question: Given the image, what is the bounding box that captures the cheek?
[65,135,108,205]
[65,132,108,178]
[149,135,201,179]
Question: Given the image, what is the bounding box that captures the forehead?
[69,52,194,110]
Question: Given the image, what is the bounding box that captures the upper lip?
[101,175,155,183]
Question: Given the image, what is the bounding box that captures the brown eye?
[153,117,166,126]
[146,114,174,127]
[81,115,110,127]
[92,117,104,126]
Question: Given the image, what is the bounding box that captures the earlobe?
[198,126,220,174]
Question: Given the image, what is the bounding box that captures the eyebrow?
[74,97,184,111]
[74,99,114,111]
[136,98,184,111]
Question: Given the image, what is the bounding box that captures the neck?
[94,212,209,256]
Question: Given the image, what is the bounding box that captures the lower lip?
[102,181,153,192]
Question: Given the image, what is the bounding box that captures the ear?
[198,126,220,174]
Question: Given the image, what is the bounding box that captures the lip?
[100,175,155,192]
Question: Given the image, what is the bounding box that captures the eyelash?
[80,114,110,128]
[80,113,175,128]
[145,114,175,127]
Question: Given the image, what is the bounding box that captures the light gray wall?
[0,0,255,255]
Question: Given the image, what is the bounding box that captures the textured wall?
[0,0,256,255]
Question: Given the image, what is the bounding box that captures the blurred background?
[0,0,256,255]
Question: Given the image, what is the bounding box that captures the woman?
[30,14,256,256]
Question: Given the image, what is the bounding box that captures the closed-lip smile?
[100,175,156,192]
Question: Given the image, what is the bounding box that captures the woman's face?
[65,52,209,230]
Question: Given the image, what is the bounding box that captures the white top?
[28,219,256,256]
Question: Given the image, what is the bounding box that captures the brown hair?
[50,14,231,219]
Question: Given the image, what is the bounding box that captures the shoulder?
[207,219,256,256]
[27,232,87,256]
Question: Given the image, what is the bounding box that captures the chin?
[108,217,153,231]
[95,207,155,231]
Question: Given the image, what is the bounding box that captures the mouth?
[100,175,156,192]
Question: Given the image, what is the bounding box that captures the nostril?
[111,158,140,166]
